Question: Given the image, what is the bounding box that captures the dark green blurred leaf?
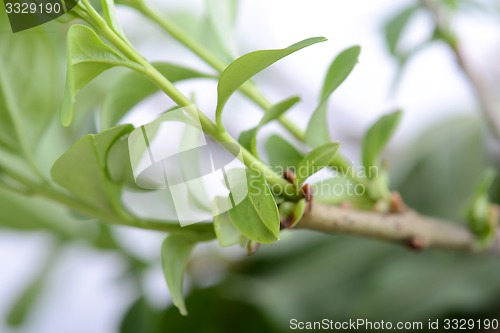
[120,297,160,333]
[305,46,360,147]
[101,62,214,129]
[395,116,489,220]
[229,168,280,244]
[51,124,133,212]
[216,37,326,125]
[265,135,303,171]
[62,24,142,126]
[361,110,402,176]
[295,142,340,186]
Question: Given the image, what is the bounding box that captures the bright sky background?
[1,1,499,332]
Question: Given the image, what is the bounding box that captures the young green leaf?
[305,46,361,147]
[161,233,207,315]
[238,96,299,158]
[279,199,307,228]
[229,167,280,244]
[238,128,258,157]
[260,96,300,126]
[295,142,341,187]
[51,124,134,212]
[467,169,498,244]
[265,135,304,171]
[361,110,402,176]
[101,62,214,129]
[213,196,241,247]
[384,5,419,56]
[62,24,144,126]
[101,0,127,37]
[216,37,326,126]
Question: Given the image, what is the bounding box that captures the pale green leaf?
[62,24,144,126]
[161,233,204,315]
[213,197,241,247]
[260,96,300,126]
[384,5,419,56]
[295,142,341,187]
[206,0,239,60]
[0,18,59,154]
[265,135,304,171]
[101,0,126,37]
[467,169,497,239]
[229,168,280,244]
[101,62,214,129]
[361,110,402,175]
[51,124,133,212]
[306,46,360,147]
[216,37,327,125]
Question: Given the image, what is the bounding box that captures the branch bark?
[295,203,500,253]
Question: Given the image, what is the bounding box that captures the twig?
[421,0,500,139]
[295,203,500,253]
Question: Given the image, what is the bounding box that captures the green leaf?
[361,110,402,175]
[384,6,419,56]
[206,0,239,60]
[467,169,498,242]
[305,46,361,147]
[213,197,241,247]
[279,199,306,228]
[238,96,299,158]
[101,0,126,37]
[51,124,134,212]
[161,233,205,316]
[216,37,327,126]
[265,135,304,171]
[260,96,300,126]
[0,19,59,155]
[229,167,280,244]
[101,62,214,129]
[295,142,341,187]
[0,188,82,237]
[238,128,258,157]
[62,24,144,126]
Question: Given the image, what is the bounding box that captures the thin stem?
[129,0,372,190]
[0,161,213,234]
[132,1,305,142]
[80,0,302,200]
[421,0,500,139]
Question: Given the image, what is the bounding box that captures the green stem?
[0,161,213,234]
[129,0,369,189]
[132,1,305,142]
[81,0,302,200]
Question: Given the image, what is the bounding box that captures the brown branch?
[294,203,500,253]
[421,0,500,139]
